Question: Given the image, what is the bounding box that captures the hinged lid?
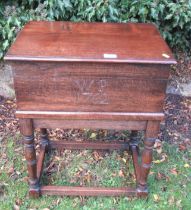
[4,21,176,64]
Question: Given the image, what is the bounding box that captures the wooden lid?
[4,21,176,64]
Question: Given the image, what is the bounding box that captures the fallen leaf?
[90,132,97,139]
[56,198,60,205]
[179,144,187,151]
[153,194,160,202]
[13,204,20,210]
[84,171,92,183]
[14,147,22,152]
[54,156,61,161]
[170,168,178,175]
[153,160,161,164]
[122,158,127,163]
[155,172,169,181]
[153,154,167,164]
[92,151,103,161]
[149,171,155,175]
[176,200,182,207]
[15,198,22,206]
[168,195,175,205]
[184,163,190,168]
[16,171,21,175]
[119,170,124,177]
[154,139,162,149]
[8,167,15,175]
[156,147,162,154]
[6,100,13,104]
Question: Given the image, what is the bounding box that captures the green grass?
[0,136,191,210]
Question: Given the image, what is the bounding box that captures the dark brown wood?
[19,118,33,136]
[16,111,164,121]
[19,119,40,198]
[50,140,129,150]
[129,131,140,183]
[145,120,161,139]
[40,186,137,197]
[33,119,147,130]
[40,128,50,153]
[36,128,50,180]
[5,21,176,198]
[4,21,176,64]
[137,137,155,197]
[36,144,46,181]
[137,121,160,197]
[131,146,140,181]
[12,62,169,113]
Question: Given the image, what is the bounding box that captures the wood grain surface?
[4,21,176,64]
[13,62,169,113]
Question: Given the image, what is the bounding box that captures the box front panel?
[13,62,169,113]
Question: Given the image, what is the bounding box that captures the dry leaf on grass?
[179,143,187,151]
[119,170,125,177]
[13,204,20,210]
[155,172,170,182]
[8,166,14,175]
[184,163,190,168]
[154,139,163,154]
[168,195,175,205]
[176,200,182,207]
[121,158,127,163]
[153,153,167,164]
[149,171,155,175]
[92,151,103,161]
[90,132,97,139]
[153,194,160,202]
[170,168,178,175]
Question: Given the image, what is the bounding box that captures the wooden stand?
[19,118,159,198]
[5,21,176,198]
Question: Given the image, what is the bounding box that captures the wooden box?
[4,21,176,198]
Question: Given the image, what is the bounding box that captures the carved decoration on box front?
[72,79,109,105]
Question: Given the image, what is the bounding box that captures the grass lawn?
[0,134,190,210]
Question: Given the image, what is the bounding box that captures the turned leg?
[36,128,50,180]
[137,121,160,197]
[40,128,50,153]
[129,131,140,183]
[19,119,40,198]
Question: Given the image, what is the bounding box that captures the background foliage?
[0,0,191,59]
